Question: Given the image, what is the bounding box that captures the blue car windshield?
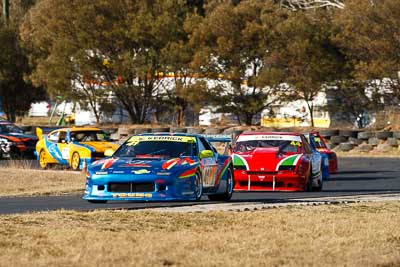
[115,141,196,158]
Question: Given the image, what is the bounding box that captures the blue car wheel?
[208,167,234,201]
[194,171,203,201]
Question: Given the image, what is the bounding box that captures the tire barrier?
[368,137,379,146]
[186,127,204,134]
[204,128,224,134]
[348,137,363,145]
[134,128,151,134]
[337,143,354,152]
[319,129,339,138]
[392,131,400,139]
[321,130,400,154]
[170,127,187,133]
[330,135,347,144]
[339,129,358,138]
[357,131,373,140]
[387,138,398,147]
[375,131,392,140]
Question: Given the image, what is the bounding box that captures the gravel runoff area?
[147,193,400,212]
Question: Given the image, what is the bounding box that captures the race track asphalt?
[0,157,399,215]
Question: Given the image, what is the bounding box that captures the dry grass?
[0,201,399,267]
[0,166,85,196]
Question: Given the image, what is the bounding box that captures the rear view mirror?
[104,148,115,157]
[199,150,213,159]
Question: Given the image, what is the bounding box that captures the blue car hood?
[88,156,199,175]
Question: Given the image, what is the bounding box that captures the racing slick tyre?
[88,200,108,204]
[39,149,49,169]
[208,168,234,201]
[305,167,313,192]
[313,169,323,192]
[194,171,203,201]
[71,152,81,171]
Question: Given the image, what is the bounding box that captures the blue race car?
[83,133,234,203]
[305,133,330,182]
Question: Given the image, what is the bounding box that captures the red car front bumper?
[233,170,308,191]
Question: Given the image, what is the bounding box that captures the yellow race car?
[36,127,119,170]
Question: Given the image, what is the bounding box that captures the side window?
[59,131,67,143]
[197,137,206,152]
[199,137,212,151]
[48,131,59,143]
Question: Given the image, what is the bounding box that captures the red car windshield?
[234,140,301,153]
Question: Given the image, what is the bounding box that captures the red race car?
[0,120,38,159]
[310,131,338,174]
[231,132,323,192]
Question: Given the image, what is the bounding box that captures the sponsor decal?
[162,158,180,170]
[112,171,125,174]
[179,168,196,179]
[162,157,199,170]
[290,141,302,147]
[183,157,196,165]
[232,154,249,170]
[61,147,70,159]
[112,193,152,198]
[126,135,196,146]
[276,154,302,171]
[120,163,151,167]
[214,158,231,185]
[156,172,171,176]
[101,158,118,169]
[92,159,106,166]
[132,169,151,174]
[237,135,302,142]
[95,171,108,175]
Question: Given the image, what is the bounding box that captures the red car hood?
[233,148,302,172]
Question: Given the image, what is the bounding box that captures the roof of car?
[0,120,12,124]
[138,132,202,137]
[52,127,102,132]
[239,131,302,136]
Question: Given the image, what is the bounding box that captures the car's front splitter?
[233,172,307,191]
[83,192,197,202]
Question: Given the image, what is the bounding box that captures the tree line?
[0,0,399,126]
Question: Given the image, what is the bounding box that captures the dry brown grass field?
[0,163,85,196]
[0,201,399,267]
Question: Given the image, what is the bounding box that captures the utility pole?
[2,0,9,25]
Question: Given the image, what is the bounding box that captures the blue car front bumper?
[83,173,198,202]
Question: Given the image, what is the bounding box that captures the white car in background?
[28,101,51,117]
